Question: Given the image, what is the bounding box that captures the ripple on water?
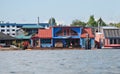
[9,71,34,74]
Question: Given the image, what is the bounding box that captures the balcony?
[55,33,78,37]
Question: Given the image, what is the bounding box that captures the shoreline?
[1,47,120,51]
[0,47,97,51]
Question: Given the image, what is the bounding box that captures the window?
[64,30,66,35]
[1,29,5,32]
[7,25,10,27]
[12,29,15,31]
[1,26,5,28]
[7,29,10,32]
[110,39,113,44]
[114,39,117,44]
[56,30,62,36]
[17,26,22,28]
[110,39,118,44]
[70,30,78,35]
[41,39,51,43]
[12,33,15,35]
[12,25,15,27]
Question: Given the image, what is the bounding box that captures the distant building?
[0,23,50,37]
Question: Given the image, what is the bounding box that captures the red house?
[80,27,95,48]
[31,28,52,48]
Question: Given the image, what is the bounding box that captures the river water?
[0,49,120,74]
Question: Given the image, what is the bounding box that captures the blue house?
[52,26,82,48]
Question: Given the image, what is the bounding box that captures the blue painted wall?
[53,27,82,38]
[91,38,95,48]
[81,38,85,48]
[71,27,81,38]
[81,38,95,48]
[52,27,82,47]
[40,39,52,48]
[53,27,62,37]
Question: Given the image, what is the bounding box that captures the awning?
[0,32,16,40]
[15,34,32,39]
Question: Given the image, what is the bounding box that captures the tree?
[48,17,57,26]
[87,15,97,27]
[109,23,115,26]
[97,18,106,26]
[115,23,120,28]
[109,22,120,28]
[70,19,86,27]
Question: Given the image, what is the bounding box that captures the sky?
[0,0,120,25]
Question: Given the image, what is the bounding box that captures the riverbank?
[0,47,97,51]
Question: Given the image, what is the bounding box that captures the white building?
[0,23,22,37]
[0,22,50,37]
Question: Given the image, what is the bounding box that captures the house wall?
[104,38,120,46]
[40,39,52,48]
[52,27,82,48]
[104,38,109,45]
[53,27,81,38]
[71,27,81,38]
[91,38,95,48]
[53,27,62,37]
[95,33,104,48]
[81,38,95,48]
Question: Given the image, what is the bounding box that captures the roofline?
[53,26,83,28]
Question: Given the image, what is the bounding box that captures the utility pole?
[37,17,40,25]
[98,21,100,32]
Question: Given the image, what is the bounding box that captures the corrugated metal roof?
[101,26,118,29]
[0,23,50,27]
[15,34,32,39]
[22,25,44,28]
[103,29,120,38]
[37,28,52,38]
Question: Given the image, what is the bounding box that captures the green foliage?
[71,15,119,28]
[109,23,115,26]
[116,23,120,28]
[70,19,86,27]
[48,17,57,26]
[87,15,97,27]
[97,18,107,26]
[109,22,120,28]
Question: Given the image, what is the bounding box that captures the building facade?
[0,23,50,37]
[95,26,120,48]
[80,27,95,49]
[31,26,95,49]
[52,26,81,48]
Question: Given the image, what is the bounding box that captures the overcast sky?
[0,0,120,25]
